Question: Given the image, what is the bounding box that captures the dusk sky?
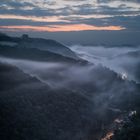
[0,0,140,45]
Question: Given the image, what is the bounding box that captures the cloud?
[0,1,35,10]
[0,24,125,32]
[0,14,70,23]
[70,45,140,83]
[0,0,140,32]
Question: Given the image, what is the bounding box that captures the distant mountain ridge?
[0,33,79,59]
[0,45,87,64]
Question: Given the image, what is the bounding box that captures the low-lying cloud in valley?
[70,45,140,83]
[0,44,140,91]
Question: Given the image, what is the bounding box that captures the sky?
[0,0,140,45]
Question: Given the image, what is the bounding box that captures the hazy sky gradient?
[0,0,140,44]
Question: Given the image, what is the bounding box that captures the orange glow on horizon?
[0,24,125,32]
